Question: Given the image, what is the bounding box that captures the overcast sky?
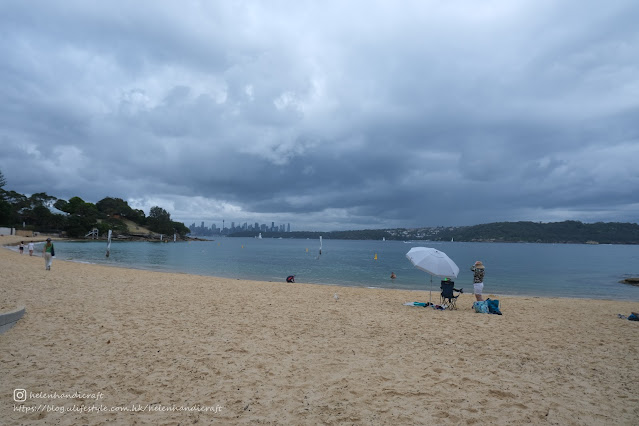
[1,1,638,231]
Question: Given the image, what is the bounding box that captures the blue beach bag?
[473,301,488,313]
[486,298,502,315]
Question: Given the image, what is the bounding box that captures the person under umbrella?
[406,247,459,303]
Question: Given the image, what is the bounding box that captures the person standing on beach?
[43,238,54,270]
[19,241,24,254]
[471,261,485,301]
[28,241,34,256]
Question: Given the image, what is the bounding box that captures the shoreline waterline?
[4,235,639,301]
[0,247,630,304]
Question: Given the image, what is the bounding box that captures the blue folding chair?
[440,280,463,310]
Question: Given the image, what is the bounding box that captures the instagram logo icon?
[13,389,27,402]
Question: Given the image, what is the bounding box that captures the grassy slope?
[121,219,153,234]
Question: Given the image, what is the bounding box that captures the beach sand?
[1,235,638,425]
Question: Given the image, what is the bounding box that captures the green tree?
[3,190,28,210]
[56,196,98,217]
[96,197,134,217]
[67,197,88,214]
[0,190,25,226]
[53,196,99,236]
[54,199,69,213]
[28,192,57,209]
[171,220,190,236]
[32,205,63,230]
[147,206,173,235]
[95,197,146,224]
[65,215,96,238]
[0,170,8,225]
[17,192,59,228]
[0,199,12,226]
[130,208,146,224]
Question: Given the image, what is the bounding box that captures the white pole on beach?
[106,229,112,257]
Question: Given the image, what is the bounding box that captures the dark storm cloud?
[1,0,638,231]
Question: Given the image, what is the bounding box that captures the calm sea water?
[35,238,639,301]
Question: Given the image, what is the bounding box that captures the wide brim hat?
[46,238,51,241]
[474,261,484,269]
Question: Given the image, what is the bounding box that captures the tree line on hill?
[435,221,639,244]
[230,221,639,244]
[0,170,189,238]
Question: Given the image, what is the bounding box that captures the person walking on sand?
[471,261,485,301]
[19,241,24,254]
[43,238,54,270]
[28,241,34,256]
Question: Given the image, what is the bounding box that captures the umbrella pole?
[429,275,432,303]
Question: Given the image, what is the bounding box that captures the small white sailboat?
[318,236,323,257]
[257,233,262,239]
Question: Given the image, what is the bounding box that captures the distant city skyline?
[189,220,291,235]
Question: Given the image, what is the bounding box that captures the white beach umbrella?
[406,247,459,303]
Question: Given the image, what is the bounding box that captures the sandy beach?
[1,235,638,425]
